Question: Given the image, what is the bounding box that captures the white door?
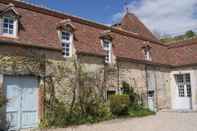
[5,76,38,130]
[148,91,155,111]
[174,74,192,110]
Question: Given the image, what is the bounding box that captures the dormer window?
[144,49,151,61]
[61,31,73,57]
[0,3,20,38]
[143,45,152,61]
[57,19,75,58]
[3,16,14,35]
[102,39,112,63]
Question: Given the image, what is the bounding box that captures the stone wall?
[0,54,174,115]
[78,56,172,110]
[118,61,147,105]
[154,67,171,110]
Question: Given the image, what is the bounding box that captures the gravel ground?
[35,111,197,131]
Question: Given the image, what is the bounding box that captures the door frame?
[3,75,39,130]
[171,70,193,110]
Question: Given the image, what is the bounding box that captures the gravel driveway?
[38,111,197,131]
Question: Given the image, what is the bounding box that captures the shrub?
[122,81,140,107]
[128,105,155,117]
[0,95,6,108]
[40,99,112,127]
[110,95,130,116]
[39,98,69,128]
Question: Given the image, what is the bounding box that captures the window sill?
[1,34,18,39]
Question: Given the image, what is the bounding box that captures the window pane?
[62,42,70,57]
[66,48,69,52]
[4,23,8,28]
[186,84,191,97]
[178,85,184,97]
[185,74,190,83]
[10,24,14,29]
[3,17,15,35]
[176,75,185,97]
[176,75,184,83]
[4,18,9,23]
[9,19,14,23]
[3,28,8,33]
[65,53,69,56]
[9,29,13,34]
[62,32,70,41]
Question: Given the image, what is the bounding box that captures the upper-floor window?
[144,49,152,61]
[102,39,112,63]
[61,31,73,57]
[2,16,17,37]
[142,44,152,61]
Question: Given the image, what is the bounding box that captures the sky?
[26,0,197,36]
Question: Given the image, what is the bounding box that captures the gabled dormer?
[142,44,152,61]
[57,19,76,58]
[100,30,115,64]
[0,3,20,38]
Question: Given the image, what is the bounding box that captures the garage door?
[4,76,38,130]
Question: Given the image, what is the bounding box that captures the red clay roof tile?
[0,0,197,67]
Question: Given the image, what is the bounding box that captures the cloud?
[113,0,197,36]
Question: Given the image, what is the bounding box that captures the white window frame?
[175,73,191,97]
[101,39,112,63]
[144,49,152,61]
[1,16,18,37]
[60,31,73,58]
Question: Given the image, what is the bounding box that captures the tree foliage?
[160,30,196,43]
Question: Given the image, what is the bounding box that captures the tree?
[185,30,196,38]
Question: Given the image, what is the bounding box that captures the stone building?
[0,0,197,130]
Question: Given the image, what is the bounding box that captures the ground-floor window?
[175,73,191,97]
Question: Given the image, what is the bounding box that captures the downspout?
[154,67,158,112]
[144,64,149,107]
[117,62,120,93]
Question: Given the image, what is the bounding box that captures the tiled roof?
[113,13,159,42]
[0,0,197,67]
[167,38,197,66]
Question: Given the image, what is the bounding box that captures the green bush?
[65,102,111,125]
[0,95,6,108]
[122,81,141,107]
[128,105,155,117]
[40,100,68,128]
[40,99,112,127]
[110,95,130,116]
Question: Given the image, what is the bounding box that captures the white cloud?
[113,0,197,36]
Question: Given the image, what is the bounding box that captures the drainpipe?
[145,64,149,107]
[117,62,120,94]
[154,67,158,112]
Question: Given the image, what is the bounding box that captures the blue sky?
[27,0,130,25]
[27,0,197,36]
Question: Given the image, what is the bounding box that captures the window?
[175,74,191,97]
[148,91,154,98]
[185,74,192,97]
[61,31,73,57]
[2,16,17,37]
[144,49,151,61]
[102,39,112,63]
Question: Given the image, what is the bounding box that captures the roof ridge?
[14,0,109,26]
[2,0,166,47]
